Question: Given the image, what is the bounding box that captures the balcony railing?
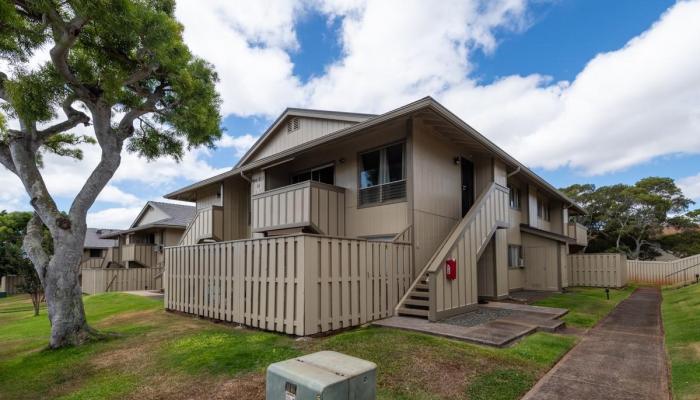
[121,243,158,267]
[567,222,588,247]
[179,205,223,245]
[251,180,346,236]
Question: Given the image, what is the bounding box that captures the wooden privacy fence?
[627,254,700,285]
[567,253,628,288]
[0,275,24,295]
[81,268,163,294]
[164,234,413,336]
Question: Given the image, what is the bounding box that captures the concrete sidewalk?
[522,287,669,400]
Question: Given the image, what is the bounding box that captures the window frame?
[507,245,523,269]
[89,248,103,258]
[290,162,335,186]
[508,185,521,210]
[357,141,407,208]
[537,196,551,221]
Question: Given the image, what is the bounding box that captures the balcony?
[121,243,158,267]
[567,222,588,247]
[251,180,345,236]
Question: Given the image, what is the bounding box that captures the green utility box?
[266,351,376,400]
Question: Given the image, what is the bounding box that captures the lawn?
[0,293,577,400]
[662,283,700,400]
[533,286,635,328]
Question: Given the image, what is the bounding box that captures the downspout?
[506,166,521,178]
[239,170,251,182]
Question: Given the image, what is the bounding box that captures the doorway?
[460,157,475,217]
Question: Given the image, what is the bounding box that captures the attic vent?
[287,117,300,133]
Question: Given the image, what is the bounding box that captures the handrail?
[105,273,119,292]
[391,225,413,244]
[394,182,508,313]
[178,205,223,246]
[426,183,508,273]
[252,180,346,200]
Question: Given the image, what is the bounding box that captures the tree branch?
[22,213,50,287]
[44,7,92,100]
[36,96,90,140]
[68,141,122,221]
[116,85,164,139]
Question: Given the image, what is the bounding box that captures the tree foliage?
[561,177,694,259]
[0,1,223,347]
[0,210,51,315]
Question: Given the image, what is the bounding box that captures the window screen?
[358,143,406,206]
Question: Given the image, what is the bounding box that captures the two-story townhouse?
[162,97,587,335]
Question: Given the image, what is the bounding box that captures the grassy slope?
[662,283,700,399]
[533,286,634,328]
[0,294,577,400]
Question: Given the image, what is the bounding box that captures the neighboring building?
[80,228,119,269]
[100,201,195,269]
[162,97,588,334]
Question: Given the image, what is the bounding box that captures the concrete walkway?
[522,287,669,400]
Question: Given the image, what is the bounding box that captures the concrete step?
[414,283,429,291]
[397,307,429,318]
[403,298,429,307]
[409,291,429,299]
[500,314,566,332]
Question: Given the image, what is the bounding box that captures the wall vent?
[286,117,300,133]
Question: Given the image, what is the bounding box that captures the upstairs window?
[508,185,521,209]
[286,117,300,133]
[358,142,406,206]
[89,249,102,258]
[291,164,335,185]
[537,197,550,221]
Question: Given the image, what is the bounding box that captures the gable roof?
[100,201,195,238]
[165,97,585,214]
[84,228,118,248]
[234,108,375,168]
[129,201,195,229]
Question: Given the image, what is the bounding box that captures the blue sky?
[2,0,699,228]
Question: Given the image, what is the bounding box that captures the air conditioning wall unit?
[518,258,525,268]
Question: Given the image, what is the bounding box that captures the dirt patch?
[97,310,159,327]
[383,349,488,399]
[127,372,265,400]
[90,343,151,370]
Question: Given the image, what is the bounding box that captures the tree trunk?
[33,230,97,347]
[31,292,41,316]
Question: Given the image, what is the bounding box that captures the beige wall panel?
[494,228,509,297]
[250,118,356,162]
[136,206,168,227]
[522,233,560,291]
[223,178,251,241]
[508,268,525,290]
[477,238,496,297]
[195,185,222,210]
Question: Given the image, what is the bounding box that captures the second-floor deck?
[251,180,346,236]
[567,222,588,247]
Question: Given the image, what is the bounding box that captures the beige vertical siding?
[179,206,224,245]
[251,181,345,236]
[477,239,496,297]
[627,254,700,285]
[522,233,561,291]
[135,206,168,226]
[424,183,510,320]
[121,244,158,268]
[567,253,627,288]
[81,267,163,294]
[80,258,103,269]
[250,118,357,162]
[222,178,251,241]
[164,234,412,336]
[195,185,222,210]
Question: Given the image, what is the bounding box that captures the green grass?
[662,283,700,399]
[533,286,635,328]
[0,293,577,400]
[161,329,300,375]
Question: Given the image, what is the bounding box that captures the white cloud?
[86,207,143,229]
[96,185,142,207]
[218,133,259,157]
[679,172,700,202]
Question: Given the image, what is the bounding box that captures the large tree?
[0,1,221,348]
[562,177,694,259]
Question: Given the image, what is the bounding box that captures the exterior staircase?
[396,182,510,321]
[397,273,430,317]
